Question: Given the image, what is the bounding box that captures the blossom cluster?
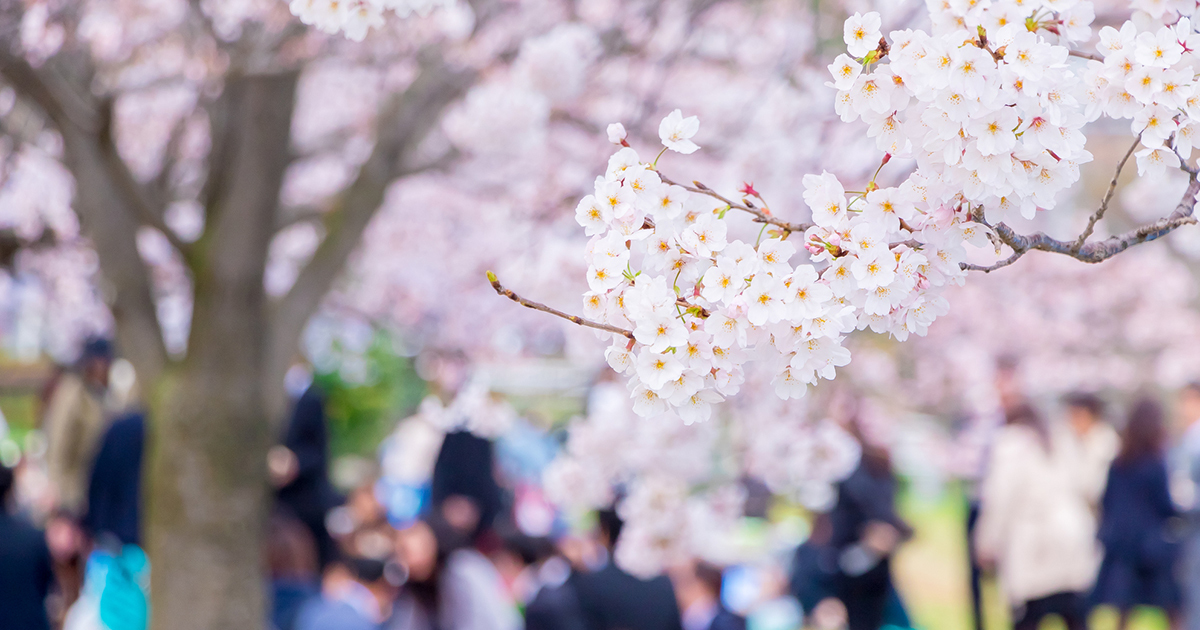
[542,381,746,576]
[287,0,453,41]
[835,2,1095,223]
[1085,9,1200,174]
[573,0,1200,427]
[579,107,974,426]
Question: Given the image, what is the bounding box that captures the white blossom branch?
[488,271,635,339]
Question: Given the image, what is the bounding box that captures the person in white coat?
[975,403,1100,630]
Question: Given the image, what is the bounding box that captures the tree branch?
[1068,49,1103,62]
[1072,136,1139,252]
[0,49,98,132]
[962,171,1200,271]
[92,98,195,260]
[488,271,634,339]
[657,172,814,233]
[267,55,476,406]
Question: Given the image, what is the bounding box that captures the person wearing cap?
[43,337,114,517]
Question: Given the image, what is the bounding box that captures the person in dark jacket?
[828,420,913,630]
[0,463,56,630]
[514,536,587,630]
[789,513,840,622]
[674,561,745,630]
[84,411,145,547]
[1091,398,1182,629]
[572,508,684,630]
[277,383,342,569]
[430,430,504,543]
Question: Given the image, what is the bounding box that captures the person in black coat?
[572,508,684,630]
[523,541,588,630]
[828,422,913,630]
[277,383,342,569]
[430,430,504,542]
[1091,398,1182,629]
[84,411,145,547]
[674,561,745,630]
[0,463,56,630]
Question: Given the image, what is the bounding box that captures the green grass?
[893,485,1170,630]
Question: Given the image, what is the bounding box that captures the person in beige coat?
[975,403,1100,630]
[43,339,113,517]
[1063,392,1121,510]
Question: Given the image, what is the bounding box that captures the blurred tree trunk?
[143,72,297,630]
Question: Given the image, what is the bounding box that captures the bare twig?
[488,271,634,339]
[1069,49,1103,62]
[960,250,1026,273]
[961,171,1200,271]
[657,172,814,233]
[1072,136,1140,252]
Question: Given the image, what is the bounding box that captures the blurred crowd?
[9,340,1200,630]
[952,361,1200,630]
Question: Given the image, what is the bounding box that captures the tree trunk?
[145,71,298,630]
[146,367,272,629]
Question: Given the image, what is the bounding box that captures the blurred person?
[829,420,913,630]
[267,508,321,630]
[0,462,56,630]
[672,561,745,630]
[44,337,113,517]
[1180,382,1200,630]
[572,508,684,630]
[275,379,343,570]
[959,355,1025,630]
[1092,398,1182,629]
[1063,392,1120,510]
[385,512,521,630]
[83,411,145,547]
[62,410,150,630]
[296,557,396,630]
[789,512,838,623]
[490,532,586,630]
[430,429,505,545]
[975,403,1097,630]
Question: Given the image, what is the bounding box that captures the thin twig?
[657,172,814,233]
[488,271,635,339]
[961,250,1025,273]
[1072,136,1140,252]
[1069,49,1103,62]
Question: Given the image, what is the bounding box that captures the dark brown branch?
[657,172,814,233]
[1072,136,1139,252]
[962,172,1200,271]
[488,272,634,339]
